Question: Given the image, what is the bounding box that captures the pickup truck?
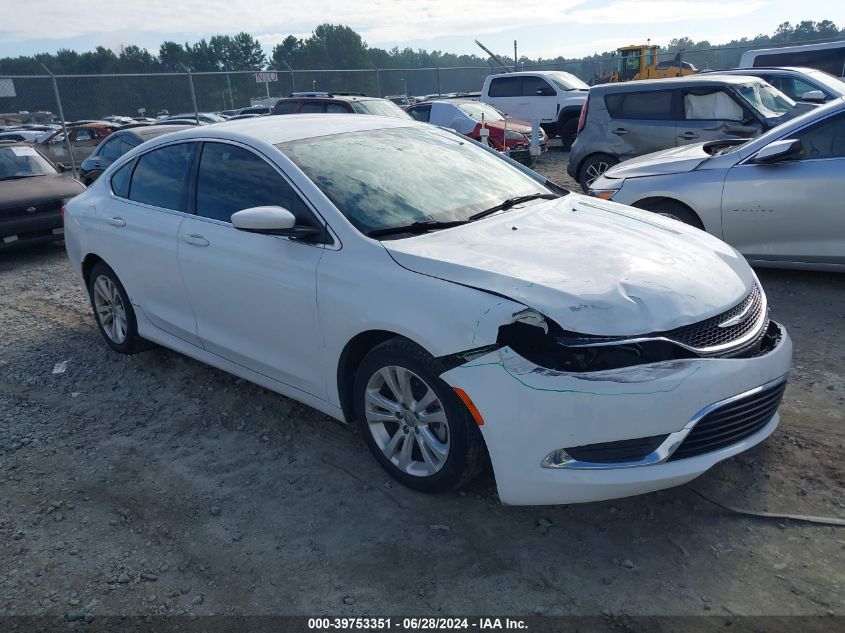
[480,70,589,149]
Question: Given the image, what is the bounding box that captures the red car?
[405,99,547,160]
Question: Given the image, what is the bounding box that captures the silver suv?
[567,74,813,191]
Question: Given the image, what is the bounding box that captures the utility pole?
[514,40,518,68]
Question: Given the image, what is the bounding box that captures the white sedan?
[64,115,792,505]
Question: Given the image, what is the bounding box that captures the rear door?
[485,76,524,120]
[677,87,762,145]
[721,110,845,265]
[603,89,677,158]
[92,142,201,346]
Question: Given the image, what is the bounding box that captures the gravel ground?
[1,150,844,622]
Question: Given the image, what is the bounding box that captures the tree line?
[0,20,841,120]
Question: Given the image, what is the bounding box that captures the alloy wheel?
[92,274,127,344]
[364,365,450,477]
[584,161,611,187]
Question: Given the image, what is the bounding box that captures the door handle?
[106,216,126,227]
[181,233,209,247]
[678,132,699,140]
[612,128,629,135]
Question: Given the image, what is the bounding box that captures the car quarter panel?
[441,330,792,505]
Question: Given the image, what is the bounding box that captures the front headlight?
[588,189,617,200]
[505,129,528,141]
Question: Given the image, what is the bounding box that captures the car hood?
[0,174,85,208]
[382,195,754,336]
[604,143,715,179]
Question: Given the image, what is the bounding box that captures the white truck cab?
[480,71,589,149]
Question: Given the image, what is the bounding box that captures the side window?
[110,160,134,198]
[326,103,349,113]
[488,76,520,98]
[118,138,138,156]
[683,90,743,121]
[273,101,298,114]
[794,112,845,160]
[128,143,194,210]
[408,105,431,122]
[605,91,673,120]
[76,129,93,141]
[195,142,317,226]
[99,138,122,161]
[791,78,823,100]
[299,102,326,114]
[522,76,555,97]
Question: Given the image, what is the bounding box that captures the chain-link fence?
[1,39,837,176]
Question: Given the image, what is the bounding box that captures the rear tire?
[578,153,618,192]
[88,261,149,354]
[557,117,578,151]
[634,199,704,229]
[353,338,486,493]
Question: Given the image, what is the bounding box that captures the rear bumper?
[441,323,792,505]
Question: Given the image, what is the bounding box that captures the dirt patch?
[0,156,843,618]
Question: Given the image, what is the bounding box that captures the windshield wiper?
[366,219,470,238]
[468,193,559,221]
[0,174,41,181]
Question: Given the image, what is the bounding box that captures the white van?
[480,71,588,149]
[739,40,845,77]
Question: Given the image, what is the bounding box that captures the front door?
[721,111,845,265]
[676,88,762,146]
[176,141,328,397]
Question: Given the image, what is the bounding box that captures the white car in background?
[63,115,791,505]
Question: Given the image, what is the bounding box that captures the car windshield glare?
[546,71,590,91]
[0,146,56,179]
[277,126,550,236]
[458,103,504,122]
[736,82,795,118]
[350,100,410,119]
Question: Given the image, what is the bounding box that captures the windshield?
[806,69,845,95]
[277,126,550,236]
[545,71,589,91]
[351,100,411,119]
[735,82,795,118]
[0,146,56,179]
[458,102,504,122]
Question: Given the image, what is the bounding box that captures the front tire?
[353,339,486,493]
[578,153,618,192]
[634,199,704,229]
[88,261,148,354]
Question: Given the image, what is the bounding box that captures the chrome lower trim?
[541,373,788,470]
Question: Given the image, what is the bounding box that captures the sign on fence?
[0,78,16,98]
[255,72,278,84]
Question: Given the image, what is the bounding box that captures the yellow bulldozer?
[591,44,697,84]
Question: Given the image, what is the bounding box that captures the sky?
[0,0,843,62]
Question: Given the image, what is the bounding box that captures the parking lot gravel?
[1,151,843,622]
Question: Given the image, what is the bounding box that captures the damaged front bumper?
[440,322,792,505]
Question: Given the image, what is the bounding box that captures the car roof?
[278,95,380,103]
[590,74,766,93]
[703,66,825,75]
[130,124,194,139]
[488,70,577,77]
[146,113,418,147]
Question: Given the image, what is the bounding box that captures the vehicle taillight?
[60,205,66,217]
[577,97,589,134]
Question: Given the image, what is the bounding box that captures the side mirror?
[752,138,802,164]
[231,206,321,239]
[801,90,826,103]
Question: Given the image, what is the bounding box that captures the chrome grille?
[662,283,764,353]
